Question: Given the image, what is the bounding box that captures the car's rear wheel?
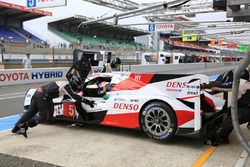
[140,102,177,141]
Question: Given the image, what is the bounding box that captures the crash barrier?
[130,62,241,74]
[0,62,241,87]
[0,68,69,86]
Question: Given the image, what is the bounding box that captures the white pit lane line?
[0,92,25,101]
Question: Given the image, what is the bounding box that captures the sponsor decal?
[166,89,182,92]
[159,129,173,140]
[187,91,199,95]
[166,81,187,92]
[113,103,139,111]
[134,74,141,81]
[166,81,187,88]
[130,99,139,102]
[114,98,126,102]
[0,71,63,82]
[0,73,29,82]
[187,85,200,95]
[31,71,63,79]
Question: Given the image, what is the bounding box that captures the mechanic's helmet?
[69,75,83,92]
[241,69,250,81]
[110,57,121,69]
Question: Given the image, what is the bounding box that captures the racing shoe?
[203,138,218,146]
[16,123,28,138]
[11,125,20,134]
[17,127,28,138]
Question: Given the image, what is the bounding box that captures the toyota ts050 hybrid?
[23,49,227,141]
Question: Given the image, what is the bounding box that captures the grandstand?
[48,15,148,51]
[0,1,52,47]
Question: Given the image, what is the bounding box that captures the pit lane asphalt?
[1,65,249,167]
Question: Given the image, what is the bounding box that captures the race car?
[24,72,227,141]
[23,49,227,141]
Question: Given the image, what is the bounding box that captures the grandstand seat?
[0,26,26,42]
[12,27,43,43]
[49,27,145,50]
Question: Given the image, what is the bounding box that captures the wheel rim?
[144,107,171,136]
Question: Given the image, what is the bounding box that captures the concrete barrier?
[131,62,240,74]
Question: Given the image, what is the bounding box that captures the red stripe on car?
[101,113,139,128]
[204,96,216,109]
[175,110,194,126]
[111,73,154,91]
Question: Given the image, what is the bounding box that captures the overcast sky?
[2,0,228,44]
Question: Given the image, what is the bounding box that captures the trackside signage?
[149,23,175,32]
[27,0,67,9]
[0,68,68,86]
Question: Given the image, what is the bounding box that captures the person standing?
[22,53,32,69]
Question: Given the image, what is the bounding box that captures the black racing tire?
[140,102,177,141]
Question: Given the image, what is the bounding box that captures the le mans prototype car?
[23,50,226,141]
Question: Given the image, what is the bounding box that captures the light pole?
[8,36,13,59]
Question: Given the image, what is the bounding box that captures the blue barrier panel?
[0,115,20,132]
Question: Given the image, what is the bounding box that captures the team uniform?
[204,70,250,145]
[12,80,94,137]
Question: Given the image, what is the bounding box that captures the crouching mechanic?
[203,68,250,145]
[11,76,95,138]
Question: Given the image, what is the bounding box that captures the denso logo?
[166,81,187,88]
[31,71,63,79]
[114,103,139,111]
[0,73,29,82]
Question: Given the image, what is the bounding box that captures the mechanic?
[11,75,95,138]
[203,66,250,145]
[102,56,121,72]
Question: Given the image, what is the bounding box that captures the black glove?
[82,98,95,108]
[200,83,213,89]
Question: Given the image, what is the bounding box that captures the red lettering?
[183,82,187,88]
[166,82,188,88]
[119,103,124,109]
[114,103,119,109]
[113,103,139,111]
[166,82,172,87]
[134,104,139,110]
[176,82,182,88]
[0,74,5,81]
[172,82,177,88]
[128,104,133,110]
[19,73,23,80]
[6,73,11,81]
[24,73,29,80]
[12,73,18,81]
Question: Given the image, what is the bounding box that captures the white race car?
[24,71,226,141]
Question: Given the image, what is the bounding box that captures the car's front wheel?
[140,102,177,141]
